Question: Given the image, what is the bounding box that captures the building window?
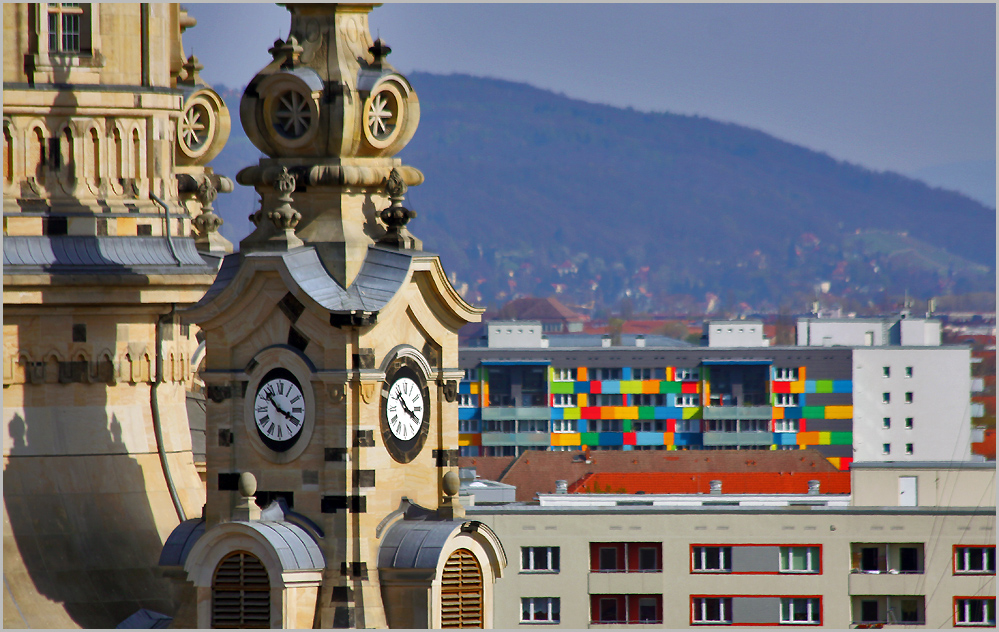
[457,419,479,433]
[780,547,820,573]
[704,419,737,433]
[552,393,574,408]
[598,419,622,433]
[775,393,799,407]
[677,394,700,407]
[458,394,479,408]
[441,549,483,628]
[955,547,996,574]
[882,366,891,378]
[521,597,560,623]
[904,392,913,404]
[634,393,666,406]
[675,419,699,433]
[592,368,622,381]
[518,420,549,433]
[905,366,913,378]
[905,443,913,455]
[775,419,798,433]
[482,420,515,433]
[636,597,661,623]
[633,368,653,381]
[955,598,996,626]
[739,419,769,433]
[780,598,821,624]
[552,368,574,382]
[774,367,799,381]
[692,546,731,572]
[882,443,891,455]
[463,368,479,381]
[905,417,913,429]
[47,3,85,53]
[692,597,732,624]
[522,547,560,573]
[882,393,890,404]
[211,551,271,628]
[675,368,700,381]
[551,419,574,433]
[598,547,621,572]
[595,394,624,407]
[882,417,891,429]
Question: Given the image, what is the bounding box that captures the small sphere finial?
[442,471,460,497]
[238,472,258,498]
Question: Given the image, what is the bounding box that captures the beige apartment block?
[4,3,232,628]
[468,462,995,629]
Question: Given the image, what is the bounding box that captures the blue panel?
[657,406,681,418]
[458,408,480,420]
[833,380,853,393]
[673,432,703,446]
[602,380,621,394]
[775,432,798,445]
[783,407,803,419]
[805,381,817,393]
[599,432,624,446]
[798,394,806,406]
[667,393,678,406]
[574,381,590,394]
[623,445,634,451]
[635,432,665,446]
[550,408,564,420]
[654,368,667,379]
[622,367,633,380]
[578,419,589,433]
[458,382,471,394]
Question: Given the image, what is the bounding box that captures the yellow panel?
[703,382,710,401]
[827,457,841,470]
[577,393,587,408]
[642,380,659,394]
[551,433,581,446]
[481,383,489,408]
[790,381,805,394]
[773,407,784,420]
[819,431,831,445]
[578,367,588,382]
[663,432,674,446]
[601,407,615,419]
[798,366,806,382]
[619,406,638,420]
[469,383,479,395]
[682,407,700,419]
[621,381,642,394]
[825,405,853,419]
[666,367,674,381]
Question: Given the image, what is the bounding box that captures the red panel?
[582,406,600,419]
[799,419,806,433]
[590,381,602,394]
[771,381,791,394]
[623,432,637,445]
[681,382,698,394]
[667,419,677,433]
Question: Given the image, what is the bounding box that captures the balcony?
[848,571,926,596]
[702,405,773,420]
[588,572,663,594]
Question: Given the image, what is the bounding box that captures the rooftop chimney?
[709,480,722,495]
[635,335,646,347]
[807,480,820,495]
[601,335,611,347]
[555,480,568,494]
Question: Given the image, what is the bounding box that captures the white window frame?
[692,597,732,624]
[552,393,574,408]
[47,3,85,54]
[775,393,799,407]
[457,419,479,433]
[774,367,799,381]
[955,598,996,626]
[955,547,996,574]
[521,597,560,623]
[552,368,574,382]
[458,393,479,408]
[463,368,479,382]
[780,597,820,624]
[518,419,549,433]
[551,419,575,433]
[692,547,731,572]
[677,394,700,408]
[521,547,560,573]
[776,419,798,433]
[779,546,820,573]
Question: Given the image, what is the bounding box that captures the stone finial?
[369,38,392,66]
[179,55,204,86]
[442,471,460,497]
[378,168,421,250]
[275,36,304,69]
[234,472,261,521]
[438,470,465,520]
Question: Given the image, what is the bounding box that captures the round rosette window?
[258,71,322,151]
[362,81,406,150]
[177,90,229,165]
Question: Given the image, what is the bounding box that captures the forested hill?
[210,73,995,313]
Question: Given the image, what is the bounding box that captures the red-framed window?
[689,544,823,575]
[690,595,823,626]
[954,597,996,627]
[590,595,662,624]
[954,545,996,575]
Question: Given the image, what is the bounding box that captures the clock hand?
[266,392,298,422]
[394,392,419,422]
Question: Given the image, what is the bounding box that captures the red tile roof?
[568,471,850,495]
[972,427,996,461]
[457,456,516,482]
[497,297,587,323]
[478,449,839,502]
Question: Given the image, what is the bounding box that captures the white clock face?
[254,376,305,444]
[386,376,424,441]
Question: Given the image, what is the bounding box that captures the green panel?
[620,381,642,394]
[638,406,655,420]
[816,380,833,393]
[564,408,581,419]
[580,432,599,446]
[682,407,702,419]
[829,432,853,445]
[802,406,825,419]
[660,381,682,394]
[623,420,633,432]
[550,382,575,395]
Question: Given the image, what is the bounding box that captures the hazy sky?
[183,3,995,191]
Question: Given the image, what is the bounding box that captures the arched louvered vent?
[441,548,483,628]
[211,551,271,628]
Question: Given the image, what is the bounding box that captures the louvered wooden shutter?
[440,548,483,628]
[212,551,271,628]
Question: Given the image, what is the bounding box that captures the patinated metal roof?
[3,236,214,275]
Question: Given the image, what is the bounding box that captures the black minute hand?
[395,393,419,421]
[266,392,297,421]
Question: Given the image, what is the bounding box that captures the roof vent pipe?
[555,480,568,494]
[709,480,722,495]
[808,480,821,495]
[601,335,611,348]
[635,335,646,347]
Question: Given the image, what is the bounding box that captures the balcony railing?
[591,619,663,625]
[592,568,662,573]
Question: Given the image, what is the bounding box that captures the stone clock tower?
[160,4,506,629]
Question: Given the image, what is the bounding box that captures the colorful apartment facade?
[458,319,973,469]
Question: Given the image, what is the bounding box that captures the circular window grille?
[366,92,396,140]
[273,90,313,139]
[180,102,212,152]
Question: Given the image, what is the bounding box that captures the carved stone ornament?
[326,383,346,404]
[193,211,223,236]
[197,176,218,208]
[360,382,377,404]
[269,167,302,231]
[442,379,458,403]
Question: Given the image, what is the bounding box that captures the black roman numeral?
[277,381,284,395]
[290,395,301,404]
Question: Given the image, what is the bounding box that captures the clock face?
[386,376,425,441]
[253,369,305,451]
